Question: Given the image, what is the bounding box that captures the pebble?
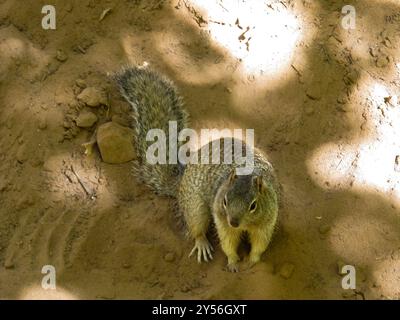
[279,262,295,279]
[337,95,348,104]
[376,55,389,68]
[77,87,108,107]
[97,122,136,164]
[63,120,72,129]
[384,95,398,107]
[383,38,392,48]
[16,145,28,163]
[306,86,322,100]
[369,47,377,57]
[56,49,68,62]
[319,225,331,234]
[391,248,400,260]
[38,118,47,130]
[305,106,315,115]
[75,79,87,89]
[75,111,98,128]
[4,257,14,269]
[164,252,175,262]
[31,158,43,168]
[0,180,7,192]
[344,69,358,85]
[394,155,400,172]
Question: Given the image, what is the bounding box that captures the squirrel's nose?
[228,218,239,228]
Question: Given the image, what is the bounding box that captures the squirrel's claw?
[189,238,214,263]
[226,263,240,273]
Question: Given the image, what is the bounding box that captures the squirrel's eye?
[223,196,227,208]
[249,200,257,212]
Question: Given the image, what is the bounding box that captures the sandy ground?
[0,0,400,299]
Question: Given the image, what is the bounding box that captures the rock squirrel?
[114,65,279,272]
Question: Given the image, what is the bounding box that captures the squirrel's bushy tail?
[114,66,189,197]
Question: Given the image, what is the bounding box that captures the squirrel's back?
[114,66,189,196]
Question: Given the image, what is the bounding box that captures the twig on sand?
[70,165,96,199]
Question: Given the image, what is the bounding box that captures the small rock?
[122,263,131,269]
[376,55,389,68]
[391,248,400,260]
[56,49,68,62]
[31,158,43,168]
[164,252,175,262]
[319,225,331,234]
[337,94,348,104]
[4,258,14,269]
[77,87,108,107]
[75,111,98,128]
[38,118,47,130]
[75,79,87,89]
[43,158,59,172]
[384,95,398,107]
[305,106,314,115]
[279,262,295,279]
[0,180,7,192]
[97,122,136,164]
[16,145,28,163]
[180,284,191,293]
[306,86,322,100]
[344,69,358,85]
[383,38,392,48]
[63,120,72,129]
[369,47,377,57]
[394,155,400,172]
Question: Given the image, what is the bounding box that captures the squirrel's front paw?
[226,255,240,272]
[189,237,214,263]
[226,262,240,273]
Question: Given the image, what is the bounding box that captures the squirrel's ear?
[254,176,263,193]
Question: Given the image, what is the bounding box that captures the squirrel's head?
[220,170,268,228]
